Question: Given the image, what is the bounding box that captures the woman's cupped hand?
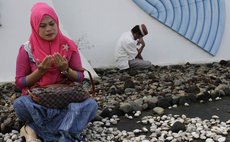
[36,53,68,73]
[53,52,68,72]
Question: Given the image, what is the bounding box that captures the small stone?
[217,137,226,142]
[6,139,13,142]
[206,138,214,142]
[142,127,148,132]
[133,129,141,134]
[184,103,189,106]
[172,104,177,108]
[215,97,221,100]
[11,134,18,140]
[153,107,165,115]
[171,121,186,133]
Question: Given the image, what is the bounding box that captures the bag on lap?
[28,68,95,109]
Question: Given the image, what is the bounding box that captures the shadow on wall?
[0,13,2,27]
[75,34,95,51]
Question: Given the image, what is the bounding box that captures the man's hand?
[137,37,145,47]
[136,53,143,60]
[136,37,145,59]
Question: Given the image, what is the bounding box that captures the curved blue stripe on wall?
[178,0,190,36]
[132,0,226,56]
[161,0,174,27]
[171,0,182,31]
[185,0,197,40]
[191,0,204,43]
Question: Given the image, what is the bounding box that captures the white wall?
[0,0,230,82]
[53,0,230,66]
[0,0,51,82]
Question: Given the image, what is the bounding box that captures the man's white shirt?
[114,32,138,70]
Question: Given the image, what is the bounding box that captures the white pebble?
[217,136,226,142]
[184,103,189,106]
[206,138,214,142]
[172,104,178,108]
[142,127,148,132]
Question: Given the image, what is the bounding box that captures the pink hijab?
[30,2,77,86]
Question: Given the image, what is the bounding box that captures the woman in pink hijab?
[13,2,98,142]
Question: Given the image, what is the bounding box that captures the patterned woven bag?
[28,68,95,109]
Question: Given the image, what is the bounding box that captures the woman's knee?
[87,99,98,112]
[69,99,97,111]
[13,96,32,121]
[13,97,25,111]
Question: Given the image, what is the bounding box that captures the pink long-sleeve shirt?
[15,44,84,95]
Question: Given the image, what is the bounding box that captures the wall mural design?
[133,0,226,56]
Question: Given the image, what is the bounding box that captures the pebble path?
[0,60,230,141]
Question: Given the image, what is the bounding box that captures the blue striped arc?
[133,0,226,56]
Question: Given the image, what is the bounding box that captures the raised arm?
[55,48,84,82]
[136,37,145,59]
[15,46,51,88]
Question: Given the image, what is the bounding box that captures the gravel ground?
[0,60,230,141]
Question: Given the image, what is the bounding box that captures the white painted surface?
[53,0,230,66]
[0,0,230,82]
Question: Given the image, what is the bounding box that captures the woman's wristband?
[61,67,69,75]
